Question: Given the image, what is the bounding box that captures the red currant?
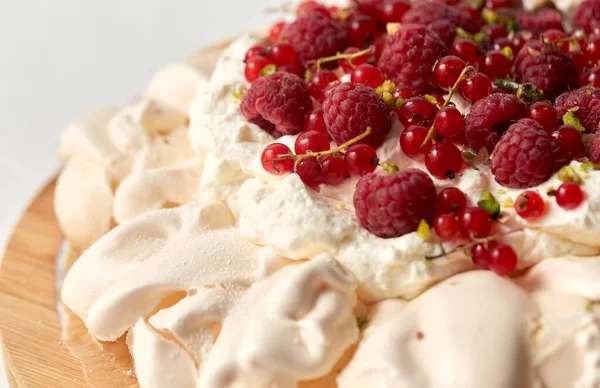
[278,62,305,76]
[451,39,480,65]
[351,64,384,88]
[244,56,275,83]
[552,125,585,164]
[345,144,379,175]
[512,31,534,53]
[483,24,508,41]
[270,43,297,66]
[245,45,267,62]
[340,47,371,73]
[459,207,493,238]
[433,106,465,138]
[460,73,493,102]
[393,85,419,100]
[294,131,330,155]
[471,241,498,270]
[493,37,514,52]
[304,107,327,133]
[348,15,380,47]
[396,96,438,127]
[514,190,545,219]
[269,21,287,42]
[400,125,434,158]
[541,29,570,53]
[485,0,512,10]
[458,5,480,21]
[296,157,322,189]
[321,155,349,185]
[369,33,388,62]
[584,35,600,66]
[355,2,385,23]
[489,244,518,276]
[432,56,467,90]
[584,66,600,87]
[529,102,558,133]
[556,182,585,210]
[308,70,339,99]
[481,50,512,79]
[434,214,459,239]
[425,142,463,179]
[382,0,411,23]
[437,187,467,215]
[261,143,294,175]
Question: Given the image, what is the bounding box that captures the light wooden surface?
[0,36,237,387]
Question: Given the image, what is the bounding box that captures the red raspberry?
[400,2,482,46]
[515,8,564,34]
[322,82,392,147]
[491,119,558,188]
[464,93,528,153]
[354,169,437,238]
[573,0,600,33]
[240,72,312,135]
[587,130,600,163]
[514,40,580,100]
[555,86,600,133]
[280,14,350,62]
[379,25,449,94]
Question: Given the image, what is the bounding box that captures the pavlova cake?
[55,0,600,386]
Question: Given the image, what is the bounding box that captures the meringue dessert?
[55,0,600,387]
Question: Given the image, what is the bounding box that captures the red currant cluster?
[261,128,379,189]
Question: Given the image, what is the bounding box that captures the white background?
[0,1,297,386]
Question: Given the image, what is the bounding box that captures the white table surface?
[0,1,297,386]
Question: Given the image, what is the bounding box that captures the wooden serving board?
[0,36,238,387]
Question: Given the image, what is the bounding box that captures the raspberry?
[400,2,481,46]
[555,86,600,133]
[464,93,528,153]
[515,8,564,34]
[588,130,600,163]
[572,0,600,33]
[322,82,392,147]
[379,25,448,94]
[491,119,558,188]
[240,72,312,135]
[514,40,580,100]
[354,169,437,238]
[281,14,350,62]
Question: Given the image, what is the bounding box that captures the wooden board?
[0,36,237,387]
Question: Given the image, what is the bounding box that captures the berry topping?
[434,214,460,239]
[308,70,340,99]
[270,43,298,66]
[345,144,379,175]
[588,129,600,163]
[322,82,392,147]
[464,93,528,152]
[554,87,600,133]
[241,72,312,134]
[261,143,294,175]
[304,107,327,133]
[320,155,349,185]
[354,169,437,238]
[433,106,465,138]
[460,72,493,102]
[556,181,585,209]
[551,125,585,165]
[489,244,518,276]
[351,64,384,88]
[296,157,323,189]
[244,56,276,83]
[471,241,498,270]
[481,50,513,80]
[400,125,434,158]
[451,38,481,65]
[572,0,600,33]
[585,66,600,87]
[515,8,564,34]
[514,39,579,100]
[269,21,287,42]
[459,207,493,239]
[339,47,372,73]
[348,15,380,47]
[432,56,467,90]
[379,24,449,94]
[294,131,330,155]
[400,2,482,46]
[396,96,438,127]
[425,142,464,179]
[514,190,545,219]
[437,187,467,215]
[491,118,558,188]
[528,102,558,133]
[382,0,412,23]
[281,15,350,62]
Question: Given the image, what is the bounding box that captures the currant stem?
[267,127,374,170]
[421,65,475,147]
[310,47,373,73]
